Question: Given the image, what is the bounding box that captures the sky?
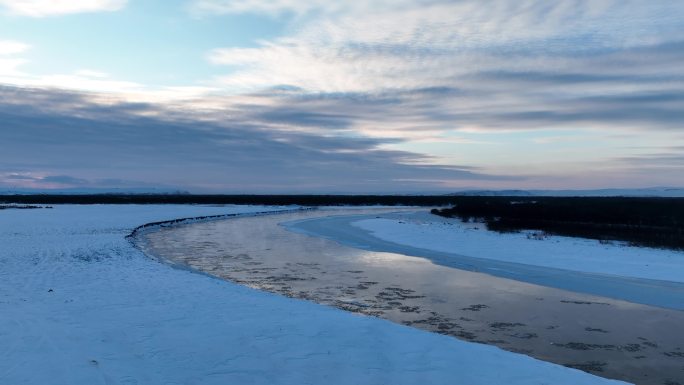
[1,0,683,193]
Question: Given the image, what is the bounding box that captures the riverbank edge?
[282,211,684,310]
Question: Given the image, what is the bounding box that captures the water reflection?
[137,209,684,385]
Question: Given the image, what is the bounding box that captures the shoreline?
[282,211,684,310]
[126,206,312,239]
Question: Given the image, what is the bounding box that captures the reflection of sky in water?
[356,250,429,266]
[138,209,684,385]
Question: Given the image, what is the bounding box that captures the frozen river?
[136,208,684,385]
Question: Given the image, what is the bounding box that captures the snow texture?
[1,205,627,385]
[353,212,684,283]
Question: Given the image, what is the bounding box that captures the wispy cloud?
[204,0,684,140]
[190,0,424,17]
[0,0,127,17]
[0,67,218,103]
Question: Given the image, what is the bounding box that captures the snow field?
[352,212,684,283]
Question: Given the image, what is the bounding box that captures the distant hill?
[0,187,191,195]
[450,190,533,196]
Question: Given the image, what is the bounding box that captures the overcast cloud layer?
[1,0,683,192]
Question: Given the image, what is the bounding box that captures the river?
[135,208,684,385]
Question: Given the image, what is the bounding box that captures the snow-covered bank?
[284,213,684,309]
[0,205,626,385]
[352,212,684,283]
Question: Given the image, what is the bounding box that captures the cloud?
[0,40,30,55]
[0,171,186,191]
[193,2,684,190]
[0,0,127,17]
[74,69,110,78]
[2,1,682,190]
[191,0,323,16]
[0,42,149,97]
[0,86,511,193]
[190,0,429,17]
[39,175,89,185]
[204,1,684,139]
[4,173,36,180]
[616,149,684,168]
[0,67,218,102]
[0,40,30,77]
[0,58,27,77]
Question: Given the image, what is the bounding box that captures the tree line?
[432,196,684,250]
